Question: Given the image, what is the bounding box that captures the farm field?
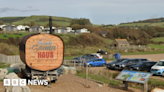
[151,37,164,42]
[0,32,33,39]
[148,44,164,49]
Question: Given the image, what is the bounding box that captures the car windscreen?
[155,61,164,66]
[112,59,119,63]
[85,57,94,61]
[136,62,143,66]
[122,60,129,63]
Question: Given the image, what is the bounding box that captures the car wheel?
[89,64,92,67]
[162,72,164,77]
[102,63,106,67]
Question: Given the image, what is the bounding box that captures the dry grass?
[0,43,19,55]
[76,68,164,91]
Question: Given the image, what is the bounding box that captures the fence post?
[74,60,75,67]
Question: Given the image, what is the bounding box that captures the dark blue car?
[85,58,106,67]
[106,58,127,69]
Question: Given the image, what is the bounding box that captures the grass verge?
[149,44,164,49]
[76,69,164,91]
[0,62,10,68]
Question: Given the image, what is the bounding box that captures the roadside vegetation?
[0,62,10,68]
[76,69,164,92]
[0,43,19,55]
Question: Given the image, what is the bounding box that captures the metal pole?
[49,16,52,34]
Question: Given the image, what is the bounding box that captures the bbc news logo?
[3,79,48,86]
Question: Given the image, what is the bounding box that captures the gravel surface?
[0,74,140,92]
[28,74,140,92]
[121,53,164,61]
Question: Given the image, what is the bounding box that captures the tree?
[30,21,36,26]
[71,24,83,30]
[70,18,92,26]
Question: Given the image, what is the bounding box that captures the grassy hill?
[2,15,164,27]
[0,15,101,27]
[116,18,164,28]
[0,17,26,23]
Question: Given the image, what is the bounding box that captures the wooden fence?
[0,53,23,64]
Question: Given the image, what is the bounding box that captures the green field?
[0,32,34,39]
[11,15,72,26]
[151,37,164,42]
[148,44,164,49]
[105,39,113,44]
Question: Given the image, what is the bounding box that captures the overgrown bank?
[76,69,164,92]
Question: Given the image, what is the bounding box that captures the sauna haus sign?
[21,34,64,71]
[31,38,56,59]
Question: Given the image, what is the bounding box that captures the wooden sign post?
[83,58,89,87]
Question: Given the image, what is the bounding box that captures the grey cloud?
[0,7,39,13]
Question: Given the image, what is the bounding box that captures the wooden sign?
[20,33,64,71]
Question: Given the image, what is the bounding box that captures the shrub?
[70,33,108,47]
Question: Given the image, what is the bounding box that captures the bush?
[70,33,108,47]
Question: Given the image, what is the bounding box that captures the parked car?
[73,54,99,63]
[114,58,148,70]
[106,58,127,69]
[151,60,164,76]
[129,61,157,72]
[97,49,107,55]
[90,53,103,59]
[84,58,106,67]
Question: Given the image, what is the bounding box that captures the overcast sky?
[0,0,164,25]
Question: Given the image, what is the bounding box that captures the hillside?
[0,15,72,26]
[117,17,164,28]
[0,15,101,27]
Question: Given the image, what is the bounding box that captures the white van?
[151,60,164,76]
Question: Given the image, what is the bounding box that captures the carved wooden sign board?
[24,34,64,71]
